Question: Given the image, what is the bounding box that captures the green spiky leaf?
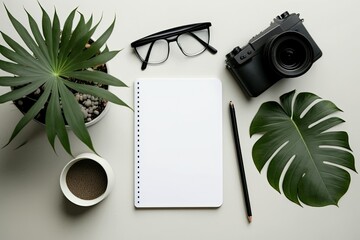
[5,80,53,146]
[67,51,119,71]
[57,78,96,153]
[0,79,47,103]
[64,70,127,87]
[45,81,71,155]
[4,5,49,67]
[0,31,49,71]
[0,5,129,155]
[59,8,77,51]
[250,90,356,207]
[71,18,116,64]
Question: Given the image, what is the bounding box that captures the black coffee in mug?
[66,159,108,200]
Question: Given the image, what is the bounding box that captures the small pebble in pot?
[34,88,41,95]
[84,99,92,107]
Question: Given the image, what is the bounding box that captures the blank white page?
[134,78,223,208]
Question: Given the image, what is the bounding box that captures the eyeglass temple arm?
[141,42,155,70]
[189,32,218,54]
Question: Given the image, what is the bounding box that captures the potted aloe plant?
[0,5,130,155]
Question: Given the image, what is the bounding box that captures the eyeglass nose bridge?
[165,36,189,57]
[167,36,178,42]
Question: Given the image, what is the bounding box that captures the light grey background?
[0,0,359,239]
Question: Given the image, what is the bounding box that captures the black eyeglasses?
[131,22,217,70]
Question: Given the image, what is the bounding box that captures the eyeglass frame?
[130,22,218,70]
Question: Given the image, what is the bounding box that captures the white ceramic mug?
[60,153,115,207]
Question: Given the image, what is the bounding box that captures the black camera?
[226,12,322,97]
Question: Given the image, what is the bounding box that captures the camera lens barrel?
[264,31,314,78]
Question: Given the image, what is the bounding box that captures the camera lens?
[265,31,314,78]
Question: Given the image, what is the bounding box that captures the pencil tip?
[248,216,252,223]
[229,101,233,106]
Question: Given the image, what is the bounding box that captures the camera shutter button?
[232,47,242,55]
[226,47,242,59]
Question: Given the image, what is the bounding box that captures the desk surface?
[1,0,360,239]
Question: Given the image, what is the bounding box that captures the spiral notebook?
[134,78,223,208]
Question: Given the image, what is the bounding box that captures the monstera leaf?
[250,90,356,207]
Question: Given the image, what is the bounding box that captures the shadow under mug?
[60,153,115,207]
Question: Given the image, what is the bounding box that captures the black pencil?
[229,101,252,223]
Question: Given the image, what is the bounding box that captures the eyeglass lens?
[135,40,169,64]
[135,28,210,64]
[177,29,209,56]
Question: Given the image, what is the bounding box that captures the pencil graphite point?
[248,216,252,223]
